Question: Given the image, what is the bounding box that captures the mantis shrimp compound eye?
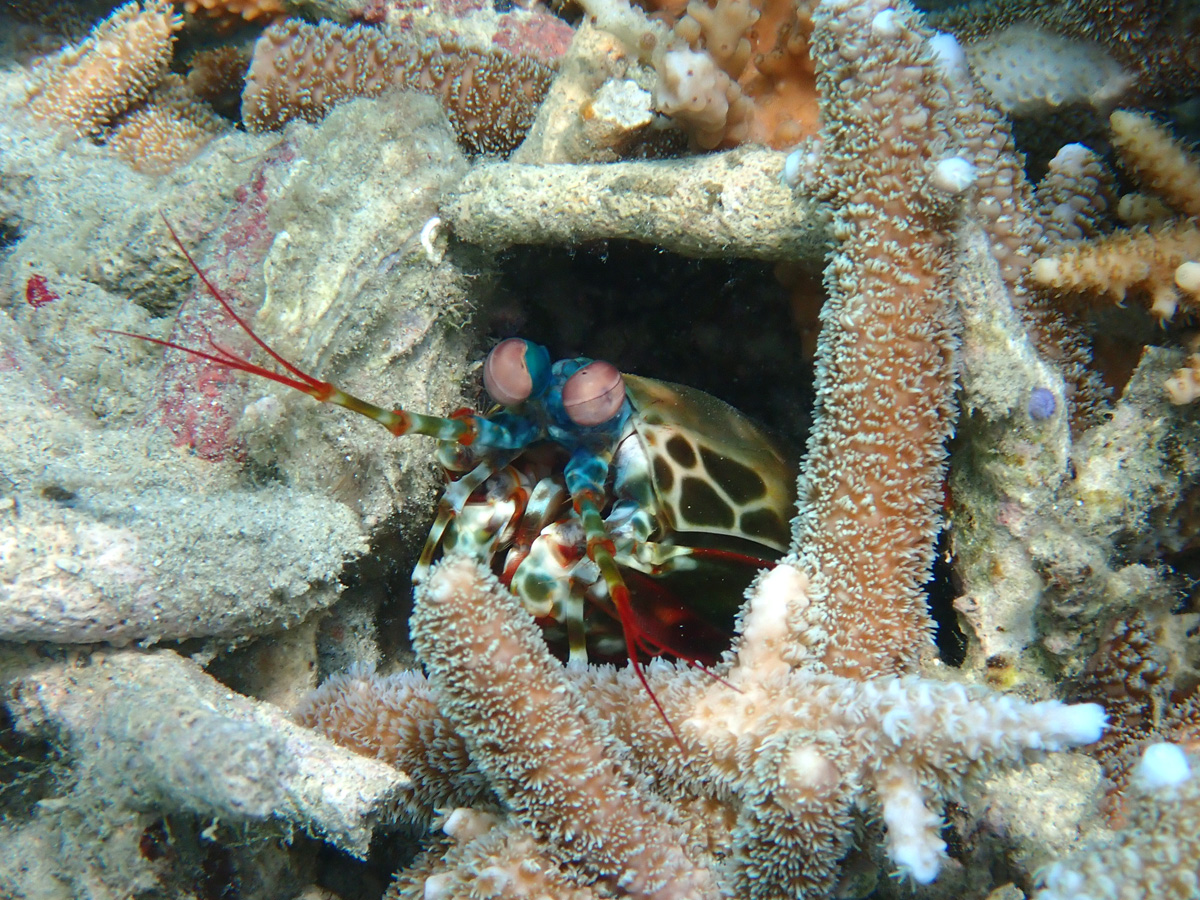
[562,360,625,426]
[484,338,550,407]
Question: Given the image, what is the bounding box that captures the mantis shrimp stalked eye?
[111,218,797,740]
[483,337,549,407]
[562,360,625,426]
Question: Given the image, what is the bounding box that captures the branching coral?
[786,0,967,678]
[241,19,555,155]
[1031,112,1200,348]
[16,0,1200,895]
[303,555,1103,897]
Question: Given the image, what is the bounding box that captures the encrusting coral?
[24,0,182,138]
[241,19,555,156]
[929,0,1200,107]
[23,0,232,172]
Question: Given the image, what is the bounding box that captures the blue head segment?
[483,338,552,408]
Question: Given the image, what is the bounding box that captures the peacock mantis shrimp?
[114,220,797,732]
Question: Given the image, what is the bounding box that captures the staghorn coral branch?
[295,2,1116,895]
[393,556,1105,898]
[409,555,719,900]
[1110,110,1200,219]
[781,0,964,678]
[1031,220,1200,321]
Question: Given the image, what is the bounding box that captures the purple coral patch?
[1028,387,1057,421]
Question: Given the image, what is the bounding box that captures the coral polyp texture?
[1035,744,1200,900]
[24,0,182,137]
[22,0,232,171]
[182,0,286,21]
[242,19,555,155]
[1030,110,1200,401]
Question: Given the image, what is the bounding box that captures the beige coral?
[409,556,718,900]
[1110,110,1200,219]
[1166,352,1200,405]
[25,0,183,138]
[296,664,491,822]
[317,554,1104,898]
[964,24,1132,116]
[182,0,286,21]
[1035,744,1200,900]
[300,9,1112,897]
[1032,112,1200,323]
[241,20,554,156]
[1030,220,1200,321]
[105,74,231,173]
[583,0,820,150]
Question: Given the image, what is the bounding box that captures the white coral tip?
[1133,742,1192,791]
[1051,702,1106,746]
[424,874,452,900]
[882,777,945,884]
[784,146,817,188]
[930,157,976,195]
[1049,143,1091,176]
[871,9,898,38]
[1176,261,1200,296]
[927,32,967,82]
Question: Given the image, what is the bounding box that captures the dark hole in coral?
[200,839,239,900]
[40,484,77,503]
[0,703,67,821]
[928,530,968,667]
[486,240,814,452]
[0,220,20,254]
[140,818,172,861]
[315,825,423,900]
